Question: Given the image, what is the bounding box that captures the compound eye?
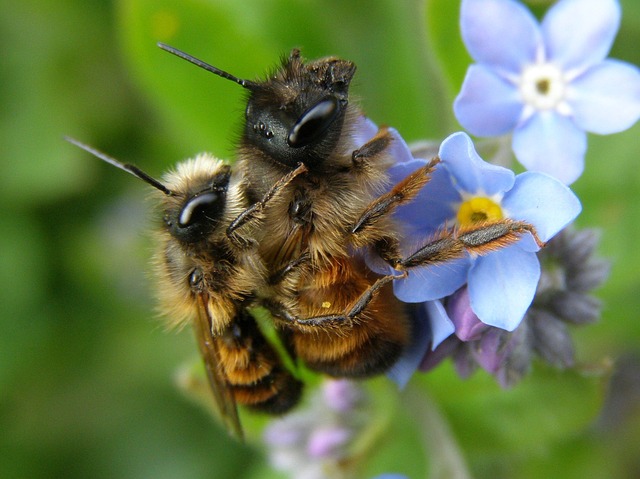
[287,97,339,148]
[178,192,219,227]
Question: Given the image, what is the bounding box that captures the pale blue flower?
[387,300,453,388]
[419,227,610,387]
[454,0,640,184]
[369,132,581,332]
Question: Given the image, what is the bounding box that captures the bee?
[157,44,542,379]
[66,138,308,439]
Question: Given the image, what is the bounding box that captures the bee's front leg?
[226,162,308,248]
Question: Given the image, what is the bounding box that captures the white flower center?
[519,63,568,112]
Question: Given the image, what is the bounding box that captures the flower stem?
[403,384,473,479]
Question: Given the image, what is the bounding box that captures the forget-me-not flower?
[368,131,581,332]
[418,227,610,387]
[454,0,640,184]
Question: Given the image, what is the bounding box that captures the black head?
[243,50,356,169]
[65,137,232,245]
[157,44,356,170]
[163,164,231,244]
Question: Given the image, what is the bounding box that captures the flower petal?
[468,246,540,330]
[454,65,524,136]
[542,0,621,73]
[387,301,439,388]
[427,300,455,349]
[390,160,460,237]
[569,59,640,134]
[352,116,379,147]
[512,111,587,184]
[502,171,581,250]
[363,248,393,276]
[439,132,515,195]
[446,287,489,341]
[393,256,470,302]
[460,0,542,74]
[387,128,417,163]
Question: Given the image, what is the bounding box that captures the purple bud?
[263,418,309,447]
[446,287,490,341]
[472,328,509,374]
[306,427,351,459]
[419,335,459,372]
[322,379,362,413]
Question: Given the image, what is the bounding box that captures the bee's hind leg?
[398,220,545,270]
[265,272,405,330]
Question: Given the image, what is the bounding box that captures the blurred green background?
[1,0,639,478]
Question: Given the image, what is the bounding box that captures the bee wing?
[273,223,308,267]
[193,294,244,440]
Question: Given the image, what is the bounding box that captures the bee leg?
[341,272,406,321]
[227,162,308,248]
[268,251,311,285]
[351,126,394,167]
[267,272,405,329]
[373,236,403,268]
[350,158,440,248]
[399,219,545,269]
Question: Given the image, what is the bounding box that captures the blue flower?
[369,132,581,334]
[454,0,640,184]
[387,299,453,388]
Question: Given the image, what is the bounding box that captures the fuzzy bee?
[158,45,540,382]
[66,138,306,439]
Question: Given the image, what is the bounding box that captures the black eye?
[178,192,219,227]
[287,97,339,148]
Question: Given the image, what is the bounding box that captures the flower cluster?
[263,379,369,479]
[366,0,636,388]
[371,130,583,387]
[420,227,610,387]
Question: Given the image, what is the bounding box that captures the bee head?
[243,50,356,169]
[157,44,356,171]
[162,159,232,244]
[65,137,234,246]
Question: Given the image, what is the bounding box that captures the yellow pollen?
[321,301,332,309]
[457,197,503,226]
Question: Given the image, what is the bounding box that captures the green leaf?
[0,1,130,205]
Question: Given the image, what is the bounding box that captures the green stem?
[404,384,473,479]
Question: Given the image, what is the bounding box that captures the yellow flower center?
[457,197,503,226]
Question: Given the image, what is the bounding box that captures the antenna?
[64,136,174,196]
[157,42,259,91]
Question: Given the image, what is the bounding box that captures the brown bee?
[157,45,541,379]
[66,138,307,439]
